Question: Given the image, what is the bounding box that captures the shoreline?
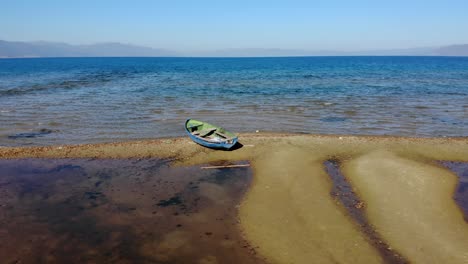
[1,133,467,160]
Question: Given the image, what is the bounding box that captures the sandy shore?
[1,133,468,264]
[1,133,467,161]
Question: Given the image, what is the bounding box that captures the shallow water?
[0,159,261,263]
[440,161,468,221]
[1,57,467,146]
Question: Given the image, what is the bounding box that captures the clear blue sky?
[1,0,468,51]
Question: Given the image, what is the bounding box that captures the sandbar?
[1,133,468,263]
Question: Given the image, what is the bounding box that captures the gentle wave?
[0,56,467,146]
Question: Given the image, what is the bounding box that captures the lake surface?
[0,57,467,146]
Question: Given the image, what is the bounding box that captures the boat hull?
[184,119,238,150]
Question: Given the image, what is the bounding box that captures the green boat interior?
[187,120,236,141]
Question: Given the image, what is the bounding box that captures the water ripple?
[0,56,467,146]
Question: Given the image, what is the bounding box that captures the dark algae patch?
[320,117,347,122]
[7,128,57,139]
[324,159,407,264]
[0,159,262,264]
[156,196,183,207]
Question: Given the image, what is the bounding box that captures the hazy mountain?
[0,40,176,58]
[192,47,437,57]
[1,40,468,58]
[191,48,314,57]
[431,44,468,56]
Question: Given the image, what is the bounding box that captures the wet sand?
[343,151,468,264]
[324,160,405,263]
[1,134,468,264]
[239,147,384,263]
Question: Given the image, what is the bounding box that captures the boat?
[185,119,238,150]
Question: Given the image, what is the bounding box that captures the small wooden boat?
[185,119,238,150]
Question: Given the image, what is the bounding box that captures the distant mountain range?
[0,40,175,58]
[1,40,468,58]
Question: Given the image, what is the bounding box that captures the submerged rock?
[8,128,57,139]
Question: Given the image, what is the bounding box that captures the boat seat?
[215,131,234,140]
[193,128,216,137]
[187,124,203,129]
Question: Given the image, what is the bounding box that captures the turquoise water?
[0,57,467,146]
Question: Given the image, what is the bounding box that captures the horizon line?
[2,55,468,59]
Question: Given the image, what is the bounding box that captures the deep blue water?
[0,57,467,146]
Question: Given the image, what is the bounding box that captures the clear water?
[0,57,467,146]
[0,159,259,263]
